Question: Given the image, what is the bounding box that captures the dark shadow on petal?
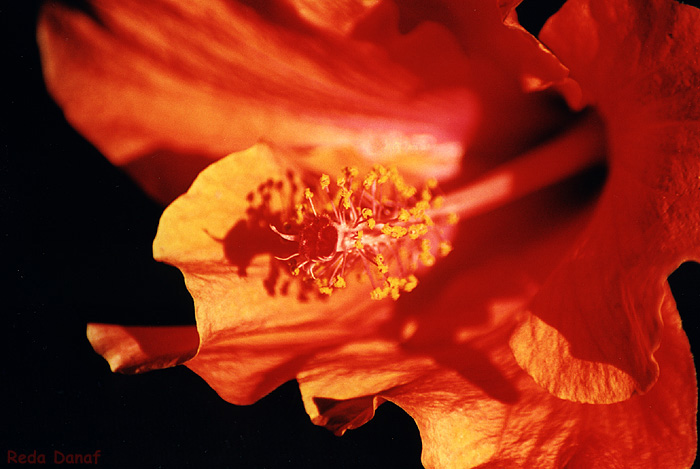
[122,149,215,205]
[312,395,380,435]
[235,0,316,33]
[207,173,318,300]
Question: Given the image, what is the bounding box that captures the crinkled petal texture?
[298,292,695,468]
[510,0,700,405]
[37,0,567,202]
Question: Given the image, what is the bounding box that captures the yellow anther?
[304,188,314,199]
[407,223,428,240]
[410,200,430,219]
[375,254,389,274]
[398,208,410,222]
[320,174,330,190]
[295,204,304,223]
[367,218,376,229]
[363,171,378,189]
[416,200,430,211]
[340,188,353,209]
[421,238,432,252]
[361,208,373,219]
[420,251,436,266]
[404,275,418,292]
[355,231,364,249]
[337,176,346,187]
[345,166,359,178]
[371,286,389,300]
[376,165,390,184]
[439,241,453,257]
[422,188,432,201]
[319,286,333,295]
[382,225,408,238]
[333,276,347,288]
[387,277,402,300]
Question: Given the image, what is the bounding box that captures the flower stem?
[437,113,606,220]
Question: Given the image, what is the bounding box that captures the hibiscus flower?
[38,0,698,467]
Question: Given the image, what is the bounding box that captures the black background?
[3,2,698,468]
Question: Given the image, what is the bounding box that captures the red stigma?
[299,216,338,261]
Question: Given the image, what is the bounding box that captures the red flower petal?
[86,324,199,373]
[298,285,696,468]
[37,0,479,202]
[510,0,700,404]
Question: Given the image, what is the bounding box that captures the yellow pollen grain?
[392,175,417,198]
[420,251,436,267]
[375,254,388,271]
[426,178,438,189]
[295,204,304,223]
[355,230,364,249]
[447,213,459,225]
[398,208,410,222]
[363,171,378,189]
[319,286,333,295]
[375,255,389,274]
[387,277,402,300]
[320,174,330,190]
[432,196,444,209]
[371,286,389,300]
[333,276,347,288]
[382,225,408,238]
[439,241,453,256]
[404,275,418,292]
[408,224,428,240]
[422,188,432,201]
[340,188,353,209]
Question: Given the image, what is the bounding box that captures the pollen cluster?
[271,165,457,300]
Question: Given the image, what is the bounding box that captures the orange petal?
[37,0,475,199]
[561,290,697,468]
[86,323,198,373]
[285,0,381,34]
[511,0,700,404]
[297,288,695,468]
[154,144,396,404]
